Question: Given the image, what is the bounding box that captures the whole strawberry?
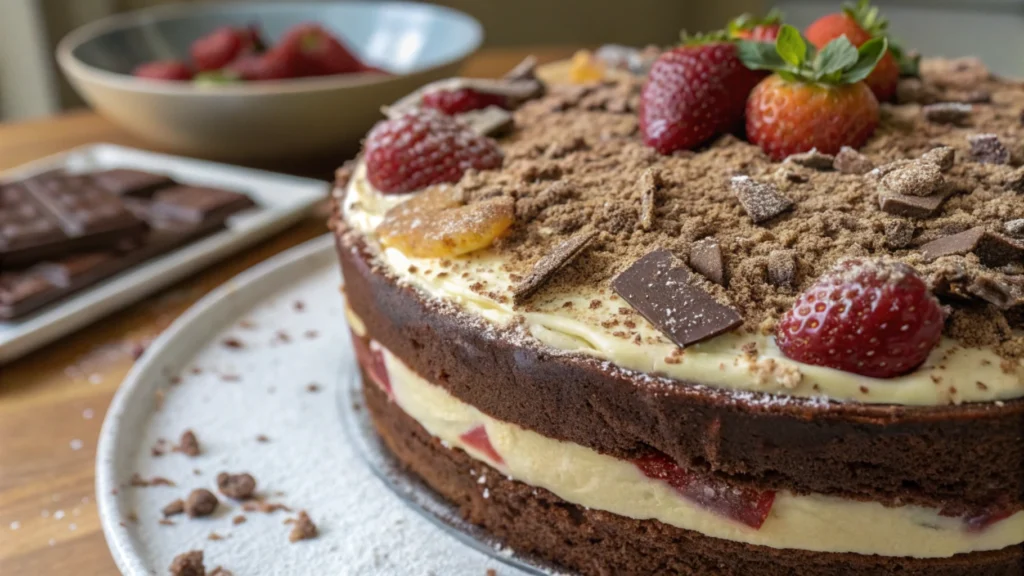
[133,60,193,81]
[190,26,263,72]
[805,0,903,102]
[728,9,784,42]
[776,259,943,378]
[364,109,503,194]
[639,36,765,154]
[421,88,509,115]
[278,24,365,76]
[738,25,884,160]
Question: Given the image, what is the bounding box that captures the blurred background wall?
[1,0,1023,122]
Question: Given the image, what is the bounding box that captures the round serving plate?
[96,234,540,575]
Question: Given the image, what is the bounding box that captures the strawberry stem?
[737,24,886,85]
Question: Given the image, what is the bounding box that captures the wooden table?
[0,47,579,575]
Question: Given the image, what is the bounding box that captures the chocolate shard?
[767,250,797,288]
[638,168,661,231]
[504,55,539,82]
[920,226,1024,267]
[968,275,1013,309]
[884,219,916,249]
[1005,219,1024,238]
[784,148,835,171]
[612,249,742,348]
[880,161,943,197]
[688,238,724,285]
[730,176,793,224]
[968,133,1010,165]
[922,102,972,125]
[833,146,874,175]
[920,146,955,173]
[878,189,950,218]
[513,230,596,305]
[458,106,515,137]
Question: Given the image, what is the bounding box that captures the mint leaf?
[815,36,859,78]
[775,25,806,68]
[736,40,786,71]
[840,37,888,84]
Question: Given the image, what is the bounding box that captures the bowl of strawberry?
[56,1,482,160]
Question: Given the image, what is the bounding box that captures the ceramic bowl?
[57,1,482,160]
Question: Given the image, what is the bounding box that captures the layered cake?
[332,14,1023,575]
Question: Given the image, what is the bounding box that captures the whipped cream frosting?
[341,164,1024,406]
[362,333,1024,557]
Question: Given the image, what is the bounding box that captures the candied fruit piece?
[569,50,605,84]
[377,186,514,258]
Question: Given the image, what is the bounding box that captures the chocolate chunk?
[688,238,724,285]
[880,161,943,197]
[921,146,955,172]
[149,186,254,224]
[611,249,742,347]
[162,499,186,517]
[1005,219,1024,238]
[458,106,514,137]
[968,276,1013,309]
[288,510,318,542]
[896,78,938,105]
[730,176,793,224]
[186,489,219,518]
[91,169,173,197]
[920,227,1024,267]
[504,55,540,83]
[169,550,205,576]
[767,250,797,288]
[833,146,874,174]
[922,102,972,125]
[174,429,200,457]
[968,133,1010,165]
[878,190,950,218]
[884,219,916,249]
[638,168,661,231]
[777,167,808,183]
[216,472,256,500]
[1005,167,1024,193]
[513,230,596,305]
[784,148,834,170]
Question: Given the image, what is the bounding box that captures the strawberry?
[364,109,503,194]
[639,36,765,154]
[133,60,193,81]
[805,0,903,101]
[421,88,509,115]
[225,47,298,81]
[191,26,263,72]
[459,426,504,465]
[728,9,784,42]
[278,23,364,76]
[738,25,885,160]
[775,259,944,379]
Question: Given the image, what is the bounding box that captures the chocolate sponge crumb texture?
[332,55,1024,575]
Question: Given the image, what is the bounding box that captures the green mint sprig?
[737,24,887,85]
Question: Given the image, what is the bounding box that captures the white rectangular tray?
[0,143,329,364]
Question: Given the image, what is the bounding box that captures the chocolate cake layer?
[364,379,1024,576]
[336,227,1024,513]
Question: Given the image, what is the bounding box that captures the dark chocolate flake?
[920,227,1024,267]
[611,249,742,348]
[785,148,834,170]
[922,102,972,125]
[968,276,1013,309]
[878,190,950,219]
[730,176,793,224]
[688,238,724,285]
[638,168,661,231]
[968,133,1010,165]
[459,106,514,137]
[513,230,596,305]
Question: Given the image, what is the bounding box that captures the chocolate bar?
[0,170,256,319]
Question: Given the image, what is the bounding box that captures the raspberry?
[421,88,508,115]
[775,259,944,378]
[364,110,503,194]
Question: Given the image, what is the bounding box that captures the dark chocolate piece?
[730,176,793,224]
[612,249,742,347]
[922,103,972,125]
[968,133,1010,165]
[920,227,1024,267]
[833,146,874,175]
[148,186,255,224]
[0,183,66,260]
[968,276,1013,309]
[785,149,834,170]
[638,168,659,231]
[878,189,950,218]
[513,230,596,305]
[688,239,724,285]
[91,169,174,197]
[169,550,204,576]
[767,250,797,288]
[504,55,539,83]
[459,106,514,137]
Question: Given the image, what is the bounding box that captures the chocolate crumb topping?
[216,472,256,501]
[174,430,200,457]
[884,219,916,249]
[186,489,219,518]
[169,550,205,576]
[288,510,318,542]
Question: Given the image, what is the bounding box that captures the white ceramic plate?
[0,144,328,363]
[96,235,533,575]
